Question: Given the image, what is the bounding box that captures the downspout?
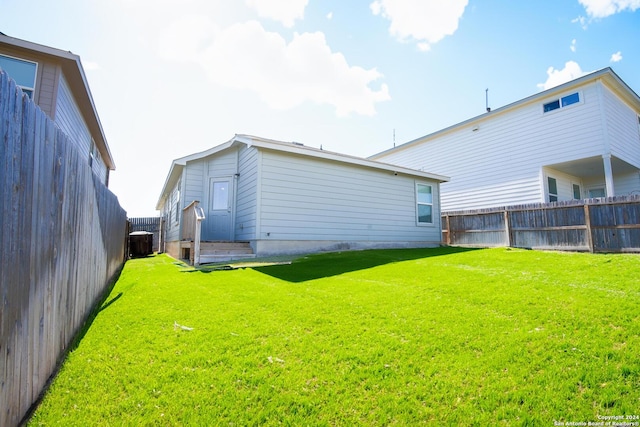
[596,79,615,196]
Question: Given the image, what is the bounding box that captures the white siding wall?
[603,85,640,168]
[235,145,259,241]
[543,168,583,201]
[376,83,606,211]
[257,150,441,243]
[54,74,109,184]
[614,171,640,196]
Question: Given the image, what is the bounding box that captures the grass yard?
[29,247,640,426]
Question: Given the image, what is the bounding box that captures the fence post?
[504,209,512,248]
[584,203,594,253]
[443,214,450,245]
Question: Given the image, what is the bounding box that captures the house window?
[588,187,606,198]
[572,183,581,200]
[561,92,580,107]
[89,139,96,167]
[543,92,580,113]
[416,183,433,224]
[543,100,560,113]
[173,180,181,223]
[547,177,558,202]
[0,54,37,98]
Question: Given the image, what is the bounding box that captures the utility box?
[129,231,154,258]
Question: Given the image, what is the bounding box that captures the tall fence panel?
[442,196,640,253]
[0,71,128,427]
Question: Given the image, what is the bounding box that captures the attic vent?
[291,142,304,146]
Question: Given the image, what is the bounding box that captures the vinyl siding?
[34,61,57,118]
[184,160,205,206]
[603,85,640,168]
[375,82,607,211]
[54,74,109,185]
[613,171,640,196]
[55,74,91,158]
[543,168,583,201]
[257,150,441,242]
[236,145,258,241]
[162,177,184,243]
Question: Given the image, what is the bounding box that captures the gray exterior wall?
[236,145,259,241]
[55,74,108,184]
[254,150,441,246]
[159,142,443,256]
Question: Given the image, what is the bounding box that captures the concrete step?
[198,253,257,264]
[196,241,255,264]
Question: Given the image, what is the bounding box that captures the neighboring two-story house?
[371,68,640,212]
[0,32,114,185]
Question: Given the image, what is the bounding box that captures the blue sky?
[1,0,639,216]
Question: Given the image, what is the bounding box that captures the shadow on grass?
[99,292,123,312]
[254,246,480,283]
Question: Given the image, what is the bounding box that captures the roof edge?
[370,67,639,159]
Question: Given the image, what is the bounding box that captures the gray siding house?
[0,32,114,185]
[371,68,640,211]
[156,135,448,261]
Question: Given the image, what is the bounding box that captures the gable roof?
[370,67,640,159]
[156,134,450,210]
[0,33,115,170]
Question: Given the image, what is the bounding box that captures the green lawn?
[29,247,640,426]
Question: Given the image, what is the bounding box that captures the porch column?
[602,154,615,197]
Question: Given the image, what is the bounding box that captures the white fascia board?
[236,134,450,182]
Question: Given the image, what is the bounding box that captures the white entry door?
[206,177,233,241]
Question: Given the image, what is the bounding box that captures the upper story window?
[0,54,37,98]
[543,92,580,113]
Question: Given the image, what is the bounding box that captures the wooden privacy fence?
[442,196,640,253]
[0,71,128,426]
[129,216,161,252]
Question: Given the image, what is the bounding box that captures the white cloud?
[570,39,577,52]
[370,0,468,51]
[245,0,308,27]
[578,0,640,18]
[326,11,333,20]
[572,15,588,29]
[610,51,623,62]
[159,18,390,116]
[537,61,588,90]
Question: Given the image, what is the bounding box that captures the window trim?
[572,182,582,200]
[0,53,38,98]
[415,182,434,226]
[542,91,582,114]
[547,176,558,203]
[173,180,181,224]
[587,186,606,199]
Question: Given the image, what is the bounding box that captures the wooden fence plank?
[0,69,128,427]
[442,196,640,253]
